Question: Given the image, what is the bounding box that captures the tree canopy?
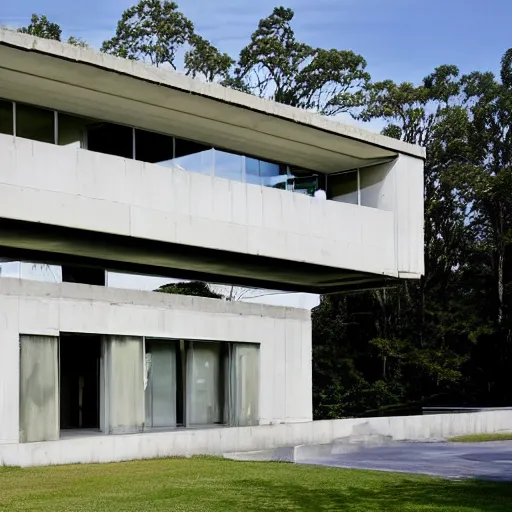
[101,0,193,69]
[18,13,88,47]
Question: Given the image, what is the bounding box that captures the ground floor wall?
[0,411,511,467]
[0,278,312,444]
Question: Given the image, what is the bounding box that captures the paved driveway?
[298,441,512,481]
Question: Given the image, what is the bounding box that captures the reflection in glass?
[16,103,55,143]
[0,260,62,282]
[0,100,13,136]
[245,158,262,186]
[246,158,285,188]
[174,137,213,176]
[287,167,319,196]
[214,150,243,182]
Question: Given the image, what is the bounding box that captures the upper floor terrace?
[0,30,425,293]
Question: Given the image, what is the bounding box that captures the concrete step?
[224,434,396,463]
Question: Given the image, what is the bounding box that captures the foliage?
[66,36,89,48]
[155,281,224,299]
[18,14,61,41]
[101,0,194,69]
[228,7,370,114]
[314,48,512,418]
[184,34,234,82]
[17,13,87,47]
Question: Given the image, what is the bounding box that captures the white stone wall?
[0,134,408,277]
[0,278,312,444]
[1,410,511,467]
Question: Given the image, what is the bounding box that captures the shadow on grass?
[223,476,512,511]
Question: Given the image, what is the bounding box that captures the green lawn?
[449,433,512,443]
[0,457,511,511]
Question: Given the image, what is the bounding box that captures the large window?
[16,103,55,143]
[1,97,330,198]
[327,170,359,205]
[87,122,133,159]
[0,99,13,135]
[57,113,92,148]
[174,137,213,176]
[18,333,261,442]
[135,129,173,165]
[144,338,260,429]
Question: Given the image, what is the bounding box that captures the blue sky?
[2,0,511,85]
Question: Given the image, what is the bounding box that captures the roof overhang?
[0,30,425,174]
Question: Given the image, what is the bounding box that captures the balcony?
[0,132,422,292]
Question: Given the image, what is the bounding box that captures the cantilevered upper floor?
[0,30,425,293]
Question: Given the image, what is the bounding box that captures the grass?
[0,457,512,511]
[449,432,512,443]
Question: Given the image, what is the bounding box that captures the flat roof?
[0,30,425,172]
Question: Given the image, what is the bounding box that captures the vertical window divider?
[54,111,58,145]
[357,168,361,206]
[12,102,16,137]
[211,147,216,178]
[132,128,136,160]
[242,155,246,184]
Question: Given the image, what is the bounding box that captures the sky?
[1,0,511,310]
[2,0,511,84]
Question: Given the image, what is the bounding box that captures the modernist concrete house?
[0,30,425,466]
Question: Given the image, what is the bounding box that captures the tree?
[18,13,88,47]
[66,36,89,48]
[155,281,224,299]
[313,65,478,418]
[18,14,61,41]
[228,7,370,114]
[101,0,194,69]
[449,50,512,402]
[184,34,234,82]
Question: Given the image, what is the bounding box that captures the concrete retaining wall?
[1,411,511,467]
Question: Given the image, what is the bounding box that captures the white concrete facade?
[0,32,426,465]
[0,135,423,280]
[0,278,312,445]
[0,29,425,291]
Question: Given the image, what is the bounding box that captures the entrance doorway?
[59,334,101,432]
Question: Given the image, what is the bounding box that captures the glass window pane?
[16,103,55,143]
[135,129,173,166]
[87,122,133,158]
[214,150,243,182]
[261,161,286,189]
[245,158,261,185]
[0,99,13,135]
[19,335,59,442]
[21,262,62,283]
[57,113,94,148]
[328,171,358,205]
[229,343,259,427]
[174,138,213,175]
[145,340,177,428]
[288,167,319,196]
[105,336,144,434]
[186,341,222,425]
